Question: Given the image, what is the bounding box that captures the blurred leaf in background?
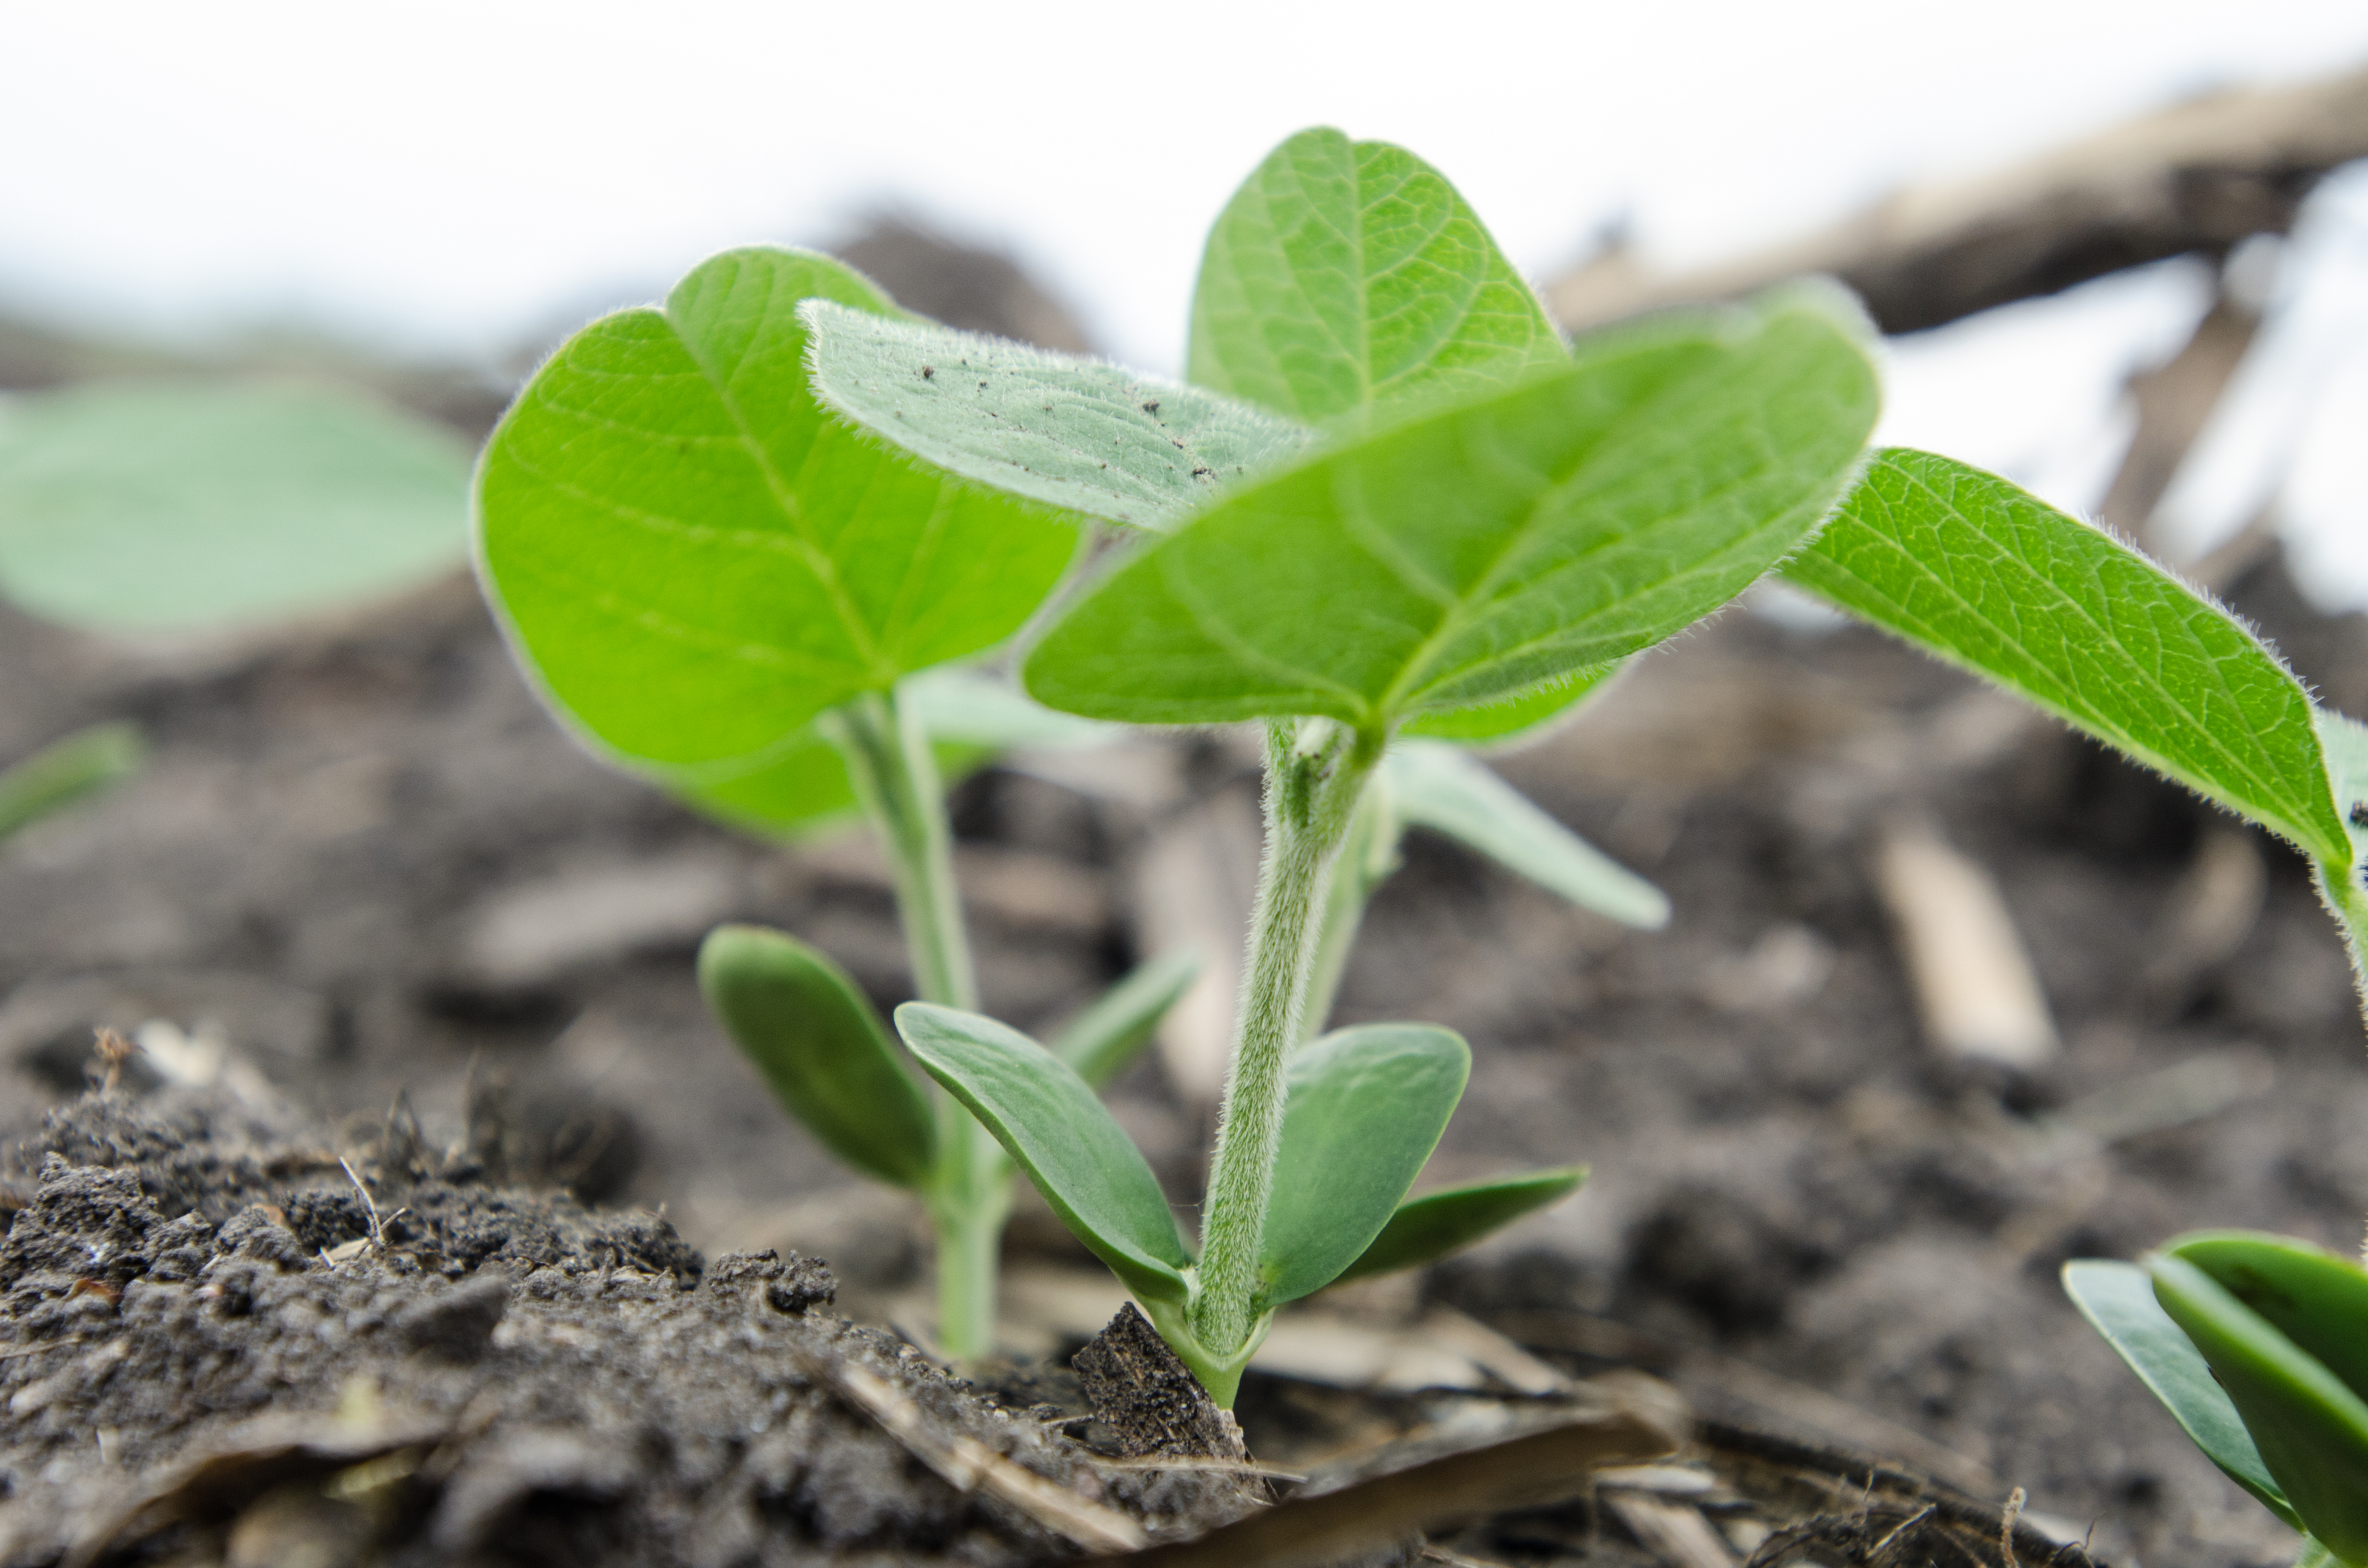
[0,380,470,634]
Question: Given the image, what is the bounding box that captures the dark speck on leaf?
[1141,401,1160,415]
[920,365,935,380]
[2351,801,2368,827]
[1191,466,1213,479]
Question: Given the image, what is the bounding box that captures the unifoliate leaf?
[2063,1259,2298,1529]
[1333,1166,1588,1286]
[1385,740,1668,928]
[475,247,1081,775]
[2150,1252,2368,1555]
[0,380,468,633]
[2170,1233,2368,1410]
[1025,286,1878,729]
[1259,1024,1470,1308]
[1786,450,2350,868]
[1052,949,1202,1090]
[1398,662,1619,744]
[1189,128,1566,429]
[802,302,1309,531]
[697,925,937,1189]
[0,722,144,841]
[897,1003,1192,1302]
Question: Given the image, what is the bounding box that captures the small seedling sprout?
[811,128,1882,1397]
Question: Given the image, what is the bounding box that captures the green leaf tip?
[1334,1166,1588,1286]
[0,380,469,634]
[0,722,146,842]
[802,301,1310,531]
[1258,1023,1471,1308]
[1025,287,1879,730]
[895,1002,1193,1303]
[2064,1258,2296,1528]
[1787,448,2350,869]
[697,924,937,1189]
[475,245,1082,779]
[1386,740,1668,929]
[2147,1246,2368,1558]
[1189,126,1566,429]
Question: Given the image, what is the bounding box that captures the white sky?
[3,1,2366,595]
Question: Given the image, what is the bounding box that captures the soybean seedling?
[472,138,1678,1363]
[471,247,1209,1360]
[807,127,1884,1399]
[1746,447,2368,1562]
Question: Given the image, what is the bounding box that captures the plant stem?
[828,690,976,1012]
[1191,720,1385,1356]
[1298,776,1400,1043]
[829,687,1003,1359]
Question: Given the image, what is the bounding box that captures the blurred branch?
[1549,61,2368,334]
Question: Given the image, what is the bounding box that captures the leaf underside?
[2148,1252,2368,1556]
[1258,1024,1470,1308]
[1188,127,1567,429]
[1386,739,1668,928]
[1025,285,1879,730]
[2063,1259,2297,1529]
[1785,449,2349,868]
[897,1003,1192,1302]
[802,302,1309,531]
[0,380,469,633]
[475,246,1080,775]
[697,925,937,1189]
[1333,1166,1588,1286]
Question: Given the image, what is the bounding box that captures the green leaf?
[0,722,145,841]
[1052,949,1202,1090]
[2169,1233,2368,1413]
[0,380,468,633]
[475,246,1081,775]
[2064,1259,2298,1530]
[1398,662,1619,744]
[896,1002,1192,1302]
[1333,1167,1588,1286]
[803,302,1309,531]
[1024,286,1879,729]
[1188,128,1567,429]
[1259,1024,1470,1308]
[1785,449,2350,868]
[2149,1251,2368,1558]
[1386,740,1668,928]
[697,925,937,1189]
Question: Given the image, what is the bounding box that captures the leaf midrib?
[662,282,893,686]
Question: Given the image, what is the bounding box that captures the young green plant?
[469,245,1213,1359]
[808,128,1884,1398]
[1762,446,2368,1562]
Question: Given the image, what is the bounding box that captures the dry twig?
[1548,62,2368,334]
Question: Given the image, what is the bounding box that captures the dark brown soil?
[0,1091,1255,1566]
[7,230,2367,1566]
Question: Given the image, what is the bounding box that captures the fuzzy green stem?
[1298,776,1401,1043]
[828,688,1003,1359]
[827,690,976,1012]
[1191,720,1386,1356]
